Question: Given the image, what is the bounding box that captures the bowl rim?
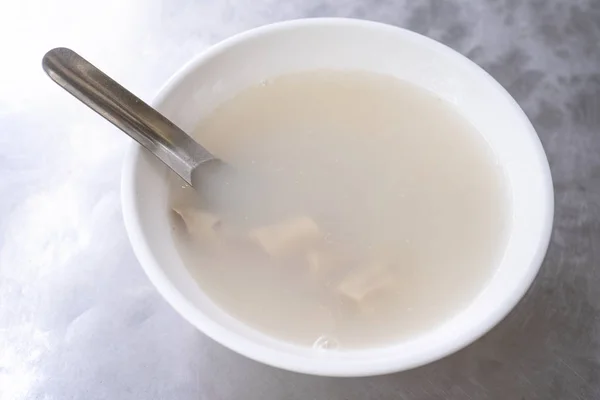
[121,17,554,376]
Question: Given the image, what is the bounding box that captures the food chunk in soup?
[249,216,321,258]
[173,208,221,244]
[337,262,394,303]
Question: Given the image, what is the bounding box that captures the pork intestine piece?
[337,262,394,302]
[173,207,221,243]
[249,216,321,258]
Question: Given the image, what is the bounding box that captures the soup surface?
[169,70,510,349]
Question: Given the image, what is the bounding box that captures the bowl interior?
[122,19,553,376]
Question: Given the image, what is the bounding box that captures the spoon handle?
[42,47,214,185]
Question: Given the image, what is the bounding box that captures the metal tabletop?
[1,0,599,398]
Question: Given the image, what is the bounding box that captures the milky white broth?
[168,70,511,349]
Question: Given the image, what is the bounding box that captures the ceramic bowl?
[122,18,553,377]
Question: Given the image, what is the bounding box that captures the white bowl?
[121,18,553,377]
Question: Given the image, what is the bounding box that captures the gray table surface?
[1,0,599,398]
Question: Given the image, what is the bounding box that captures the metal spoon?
[42,47,217,187]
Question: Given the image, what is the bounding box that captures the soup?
[168,70,510,349]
